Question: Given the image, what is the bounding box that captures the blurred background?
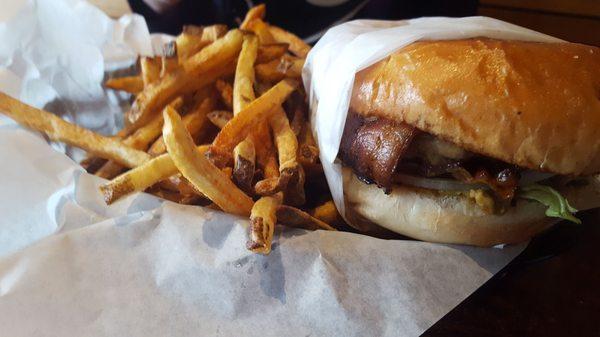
[89,0,600,46]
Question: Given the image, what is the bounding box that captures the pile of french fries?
[0,5,342,255]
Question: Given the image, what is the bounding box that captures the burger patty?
[339,111,520,200]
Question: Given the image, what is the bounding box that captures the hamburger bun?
[343,168,600,246]
[350,38,600,176]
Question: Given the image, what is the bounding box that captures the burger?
[339,38,600,246]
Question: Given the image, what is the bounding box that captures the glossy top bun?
[350,38,600,175]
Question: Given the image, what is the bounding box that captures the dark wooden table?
[424,209,600,336]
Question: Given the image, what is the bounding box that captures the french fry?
[256,43,289,64]
[80,156,106,174]
[233,34,258,115]
[201,24,228,42]
[299,143,319,165]
[221,166,233,179]
[276,205,336,231]
[96,97,184,179]
[254,176,282,196]
[240,4,266,30]
[140,57,161,87]
[10,5,345,256]
[207,110,232,129]
[150,187,204,205]
[161,41,179,77]
[148,96,215,156]
[247,192,281,254]
[256,56,304,83]
[209,78,298,161]
[270,107,305,205]
[100,145,210,204]
[299,121,319,165]
[288,93,305,136]
[233,137,255,194]
[163,106,254,216]
[254,81,272,96]
[244,78,278,180]
[0,92,150,168]
[252,122,283,197]
[270,107,298,171]
[279,171,305,201]
[215,80,233,109]
[176,25,206,62]
[105,76,143,94]
[128,59,235,131]
[246,18,275,44]
[176,24,228,63]
[252,121,279,178]
[95,116,162,178]
[269,25,311,58]
[312,200,340,225]
[129,29,243,128]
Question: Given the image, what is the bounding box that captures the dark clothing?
[128,0,477,38]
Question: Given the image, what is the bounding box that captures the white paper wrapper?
[303,17,562,217]
[0,2,538,336]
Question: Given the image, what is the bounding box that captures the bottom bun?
[342,167,600,247]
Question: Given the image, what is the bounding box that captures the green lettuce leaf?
[519,184,581,224]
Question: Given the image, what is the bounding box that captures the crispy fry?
[182,25,203,35]
[215,79,233,109]
[254,81,272,96]
[256,56,304,83]
[254,176,283,196]
[129,59,235,130]
[161,41,179,77]
[221,166,233,179]
[280,165,305,206]
[269,25,311,58]
[270,107,298,171]
[105,76,143,94]
[270,107,305,205]
[276,205,336,231]
[240,4,266,30]
[96,97,184,179]
[140,57,161,87]
[299,121,319,165]
[80,156,106,174]
[207,110,232,129]
[288,93,305,136]
[299,143,319,165]
[176,24,228,62]
[100,145,210,204]
[251,121,279,178]
[202,24,228,42]
[176,25,207,61]
[148,96,214,156]
[233,137,255,194]
[0,92,150,168]
[209,79,298,161]
[312,200,340,225]
[163,106,253,216]
[247,192,281,254]
[246,18,275,44]
[233,34,258,115]
[256,43,289,64]
[129,29,242,129]
[150,187,204,205]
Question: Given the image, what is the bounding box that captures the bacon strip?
[339,111,417,191]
